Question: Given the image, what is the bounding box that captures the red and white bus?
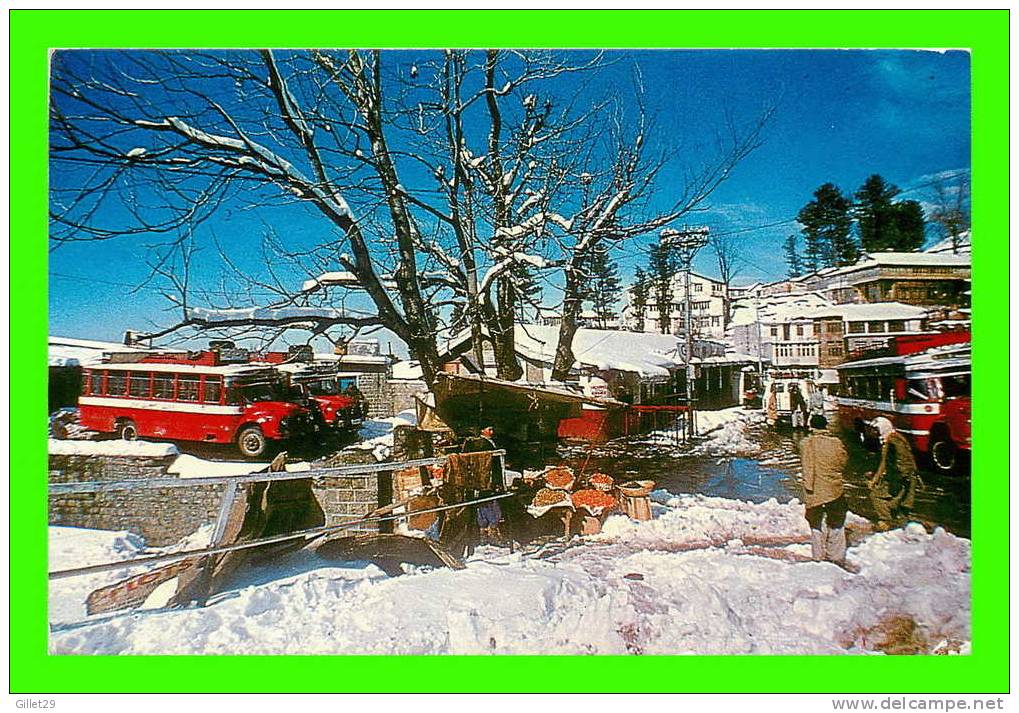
[274,361,366,431]
[78,361,316,457]
[836,334,971,473]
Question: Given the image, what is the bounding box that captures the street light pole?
[661,226,710,440]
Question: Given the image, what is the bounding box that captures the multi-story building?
[758,251,970,308]
[622,271,729,339]
[728,293,928,370]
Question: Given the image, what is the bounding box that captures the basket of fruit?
[618,480,656,497]
[571,488,617,516]
[588,472,614,491]
[527,487,574,518]
[543,466,575,492]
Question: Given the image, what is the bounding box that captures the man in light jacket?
[799,414,849,566]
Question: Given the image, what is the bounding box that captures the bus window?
[107,372,127,397]
[178,375,200,402]
[939,374,971,399]
[129,372,152,398]
[153,373,175,400]
[82,371,92,396]
[202,376,222,404]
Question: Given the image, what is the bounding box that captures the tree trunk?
[551,265,582,382]
[491,275,523,380]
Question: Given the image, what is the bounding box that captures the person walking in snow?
[766,383,778,426]
[789,383,808,429]
[809,382,825,419]
[866,417,920,531]
[799,414,849,567]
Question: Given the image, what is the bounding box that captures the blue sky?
[49,49,970,351]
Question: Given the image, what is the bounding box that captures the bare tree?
[929,172,970,254]
[50,49,771,391]
[708,230,746,328]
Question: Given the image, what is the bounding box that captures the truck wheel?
[117,419,138,441]
[237,425,267,458]
[929,435,958,473]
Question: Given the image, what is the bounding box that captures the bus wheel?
[237,425,267,458]
[929,436,958,473]
[117,419,138,441]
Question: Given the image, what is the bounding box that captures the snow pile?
[349,409,419,461]
[693,407,763,456]
[49,495,969,655]
[166,455,312,479]
[49,408,95,440]
[48,439,179,458]
[48,527,148,624]
[631,408,762,456]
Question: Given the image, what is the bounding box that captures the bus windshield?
[303,378,340,396]
[228,380,286,404]
[939,373,971,399]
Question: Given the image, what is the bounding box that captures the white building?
[622,271,729,339]
[728,294,928,370]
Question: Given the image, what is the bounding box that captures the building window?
[847,322,865,334]
[867,321,886,333]
[694,283,703,292]
[711,316,720,327]
[770,326,778,337]
[796,325,804,336]
[827,322,842,334]
[828,344,844,357]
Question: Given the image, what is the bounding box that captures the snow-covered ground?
[48,492,969,656]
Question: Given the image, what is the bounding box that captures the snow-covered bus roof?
[88,362,279,377]
[836,343,970,374]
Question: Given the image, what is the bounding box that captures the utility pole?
[661,226,710,439]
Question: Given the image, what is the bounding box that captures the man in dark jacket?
[867,417,921,530]
[799,415,849,566]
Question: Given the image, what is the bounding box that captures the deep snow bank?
[48,492,969,656]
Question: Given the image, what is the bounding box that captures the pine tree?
[585,247,622,328]
[630,267,650,332]
[854,174,928,253]
[649,242,675,334]
[893,199,926,252]
[797,183,856,270]
[783,234,803,278]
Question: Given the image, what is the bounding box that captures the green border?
[12,9,1008,693]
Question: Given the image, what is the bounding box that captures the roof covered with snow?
[49,336,155,368]
[859,251,971,268]
[514,324,684,377]
[814,302,928,322]
[730,295,927,327]
[924,230,971,255]
[391,360,424,381]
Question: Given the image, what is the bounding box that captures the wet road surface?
[556,413,971,538]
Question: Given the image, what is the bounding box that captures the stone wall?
[311,447,386,534]
[357,371,394,419]
[389,379,429,415]
[48,454,226,547]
